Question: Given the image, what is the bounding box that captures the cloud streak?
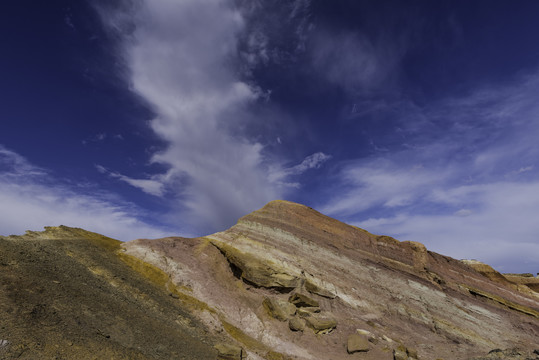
[96,164,166,197]
[269,152,331,188]
[356,182,539,273]
[321,70,539,272]
[0,145,169,241]
[311,30,398,93]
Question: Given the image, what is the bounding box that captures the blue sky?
[1,0,539,273]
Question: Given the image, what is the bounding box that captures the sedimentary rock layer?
[1,201,538,359]
[123,200,539,359]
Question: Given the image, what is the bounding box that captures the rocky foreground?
[1,200,538,359]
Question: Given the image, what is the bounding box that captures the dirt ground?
[0,229,221,359]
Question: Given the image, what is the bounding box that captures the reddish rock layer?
[123,200,539,360]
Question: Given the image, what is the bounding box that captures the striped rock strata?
[122,200,539,360]
[1,200,538,359]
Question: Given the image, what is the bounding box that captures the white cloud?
[321,71,539,273]
[516,165,533,174]
[0,146,169,241]
[453,209,472,217]
[355,182,539,273]
[96,0,326,233]
[82,133,109,145]
[114,176,165,197]
[96,165,165,197]
[290,152,331,173]
[310,29,401,93]
[268,152,331,187]
[0,146,46,177]
[237,0,312,70]
[321,158,451,216]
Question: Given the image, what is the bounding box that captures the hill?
[1,201,538,359]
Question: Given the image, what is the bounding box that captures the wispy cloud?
[82,133,123,145]
[267,152,332,189]
[0,146,46,177]
[95,0,326,233]
[95,165,166,197]
[290,152,331,173]
[311,30,397,93]
[237,0,312,70]
[355,182,539,273]
[321,71,539,272]
[321,158,451,216]
[0,145,169,241]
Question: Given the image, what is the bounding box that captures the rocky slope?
[0,227,222,359]
[1,200,538,359]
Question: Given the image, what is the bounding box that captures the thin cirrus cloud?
[268,152,331,188]
[321,71,539,272]
[0,145,170,241]
[237,0,312,69]
[356,182,539,273]
[95,0,328,233]
[310,27,405,94]
[95,164,166,197]
[311,31,389,92]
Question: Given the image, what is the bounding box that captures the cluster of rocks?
[211,341,539,360]
[263,292,337,335]
[393,344,419,360]
[263,292,421,359]
[469,348,539,360]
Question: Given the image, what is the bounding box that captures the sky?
[1,0,539,273]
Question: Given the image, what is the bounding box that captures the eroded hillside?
[1,201,538,359]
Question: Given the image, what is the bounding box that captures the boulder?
[393,345,408,360]
[393,345,418,360]
[288,317,306,332]
[296,307,321,317]
[288,293,319,308]
[407,348,418,359]
[347,334,370,353]
[215,343,244,360]
[304,314,337,334]
[356,329,378,344]
[305,279,336,299]
[214,242,300,290]
[263,297,297,321]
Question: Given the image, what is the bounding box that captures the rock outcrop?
[215,343,245,360]
[503,273,539,293]
[346,333,370,353]
[1,200,538,359]
[303,313,337,334]
[288,293,319,308]
[263,298,296,321]
[393,344,419,360]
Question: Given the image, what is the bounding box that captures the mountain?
[1,200,538,359]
